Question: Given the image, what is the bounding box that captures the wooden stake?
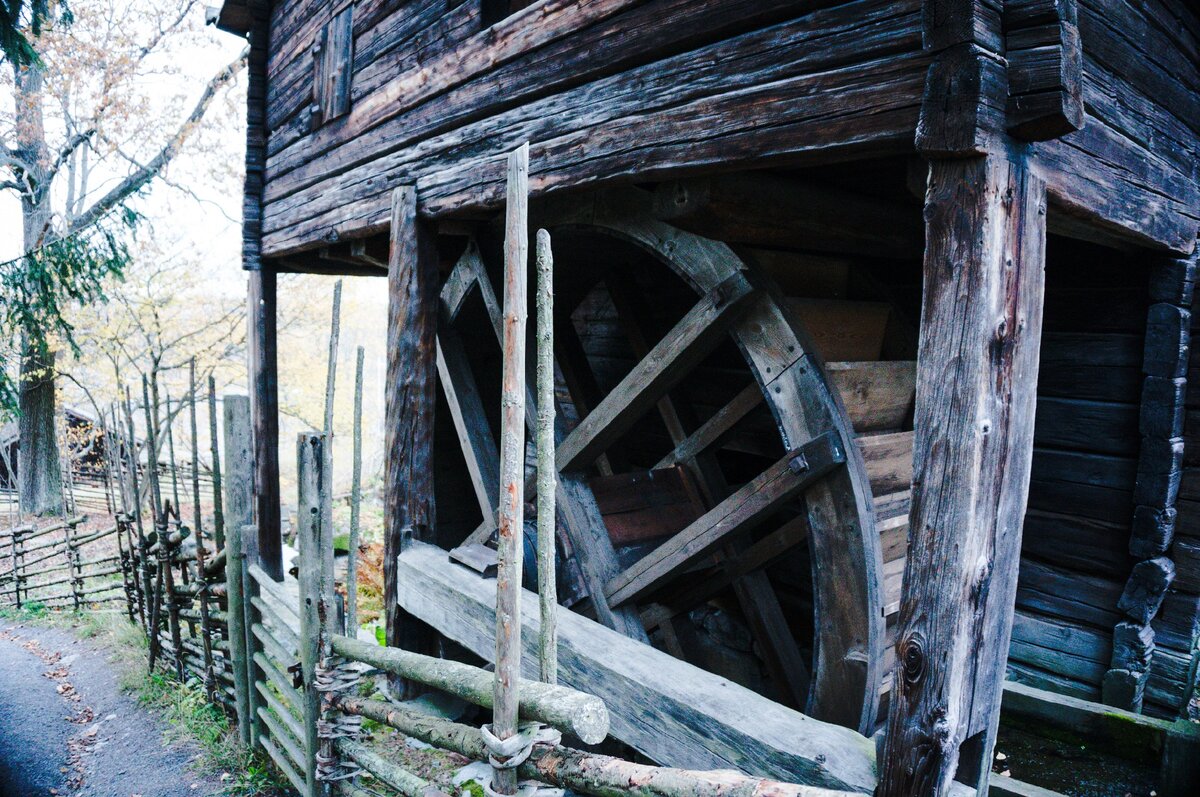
[123,388,151,630]
[493,142,529,796]
[164,393,183,513]
[534,228,557,685]
[347,345,364,635]
[324,280,343,439]
[208,376,225,550]
[297,431,333,797]
[879,155,1047,797]
[189,360,203,540]
[141,376,163,527]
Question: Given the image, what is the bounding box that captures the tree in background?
[1,0,244,514]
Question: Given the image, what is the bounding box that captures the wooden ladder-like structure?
[434,188,914,735]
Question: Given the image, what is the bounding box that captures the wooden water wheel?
[431,186,918,736]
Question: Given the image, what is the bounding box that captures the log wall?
[236,0,1200,259]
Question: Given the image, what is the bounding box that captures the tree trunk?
[15,1,63,517]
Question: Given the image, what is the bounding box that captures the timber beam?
[651,173,923,259]
[880,153,1047,796]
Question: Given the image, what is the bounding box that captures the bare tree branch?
[68,46,247,233]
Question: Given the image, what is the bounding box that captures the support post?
[383,184,439,697]
[208,376,226,550]
[223,395,255,746]
[879,154,1047,796]
[249,265,282,581]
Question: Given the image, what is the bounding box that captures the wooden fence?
[0,516,130,611]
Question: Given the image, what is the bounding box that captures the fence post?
[12,528,24,609]
[297,431,333,797]
[223,395,255,747]
[66,520,82,611]
[242,523,264,748]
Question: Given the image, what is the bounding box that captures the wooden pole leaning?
[123,387,151,630]
[492,141,530,796]
[534,228,558,685]
[223,395,255,747]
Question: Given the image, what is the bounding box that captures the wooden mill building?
[212,0,1200,794]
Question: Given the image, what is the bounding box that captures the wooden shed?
[212,1,1200,794]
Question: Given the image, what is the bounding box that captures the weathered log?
[330,634,608,745]
[1117,557,1176,625]
[335,696,861,797]
[1110,620,1155,673]
[207,376,225,549]
[494,142,531,796]
[336,738,449,797]
[534,227,557,686]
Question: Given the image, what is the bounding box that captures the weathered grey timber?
[383,184,439,697]
[223,395,255,746]
[347,345,364,634]
[534,228,558,685]
[880,155,1047,796]
[331,633,608,744]
[336,695,865,797]
[296,432,332,797]
[249,265,283,581]
[394,540,877,792]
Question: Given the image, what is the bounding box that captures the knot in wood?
[900,632,926,687]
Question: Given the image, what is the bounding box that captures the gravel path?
[0,619,227,797]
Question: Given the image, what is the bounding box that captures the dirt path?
[0,620,227,797]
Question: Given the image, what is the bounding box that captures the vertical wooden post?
[189,359,203,539]
[66,519,81,611]
[383,184,439,697]
[208,376,225,550]
[164,393,183,513]
[535,228,558,685]
[124,388,151,631]
[223,395,254,746]
[347,345,364,635]
[879,154,1047,797]
[493,142,530,796]
[11,529,24,609]
[241,524,265,748]
[297,431,333,797]
[249,265,283,581]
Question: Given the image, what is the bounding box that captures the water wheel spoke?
[556,272,760,473]
[606,433,845,609]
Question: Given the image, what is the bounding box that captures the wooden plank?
[857,431,913,497]
[606,434,845,608]
[590,467,701,547]
[383,185,440,695]
[787,299,891,362]
[1003,0,1083,140]
[556,273,759,473]
[394,539,878,791]
[828,361,916,433]
[880,155,1047,797]
[1033,397,1139,456]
